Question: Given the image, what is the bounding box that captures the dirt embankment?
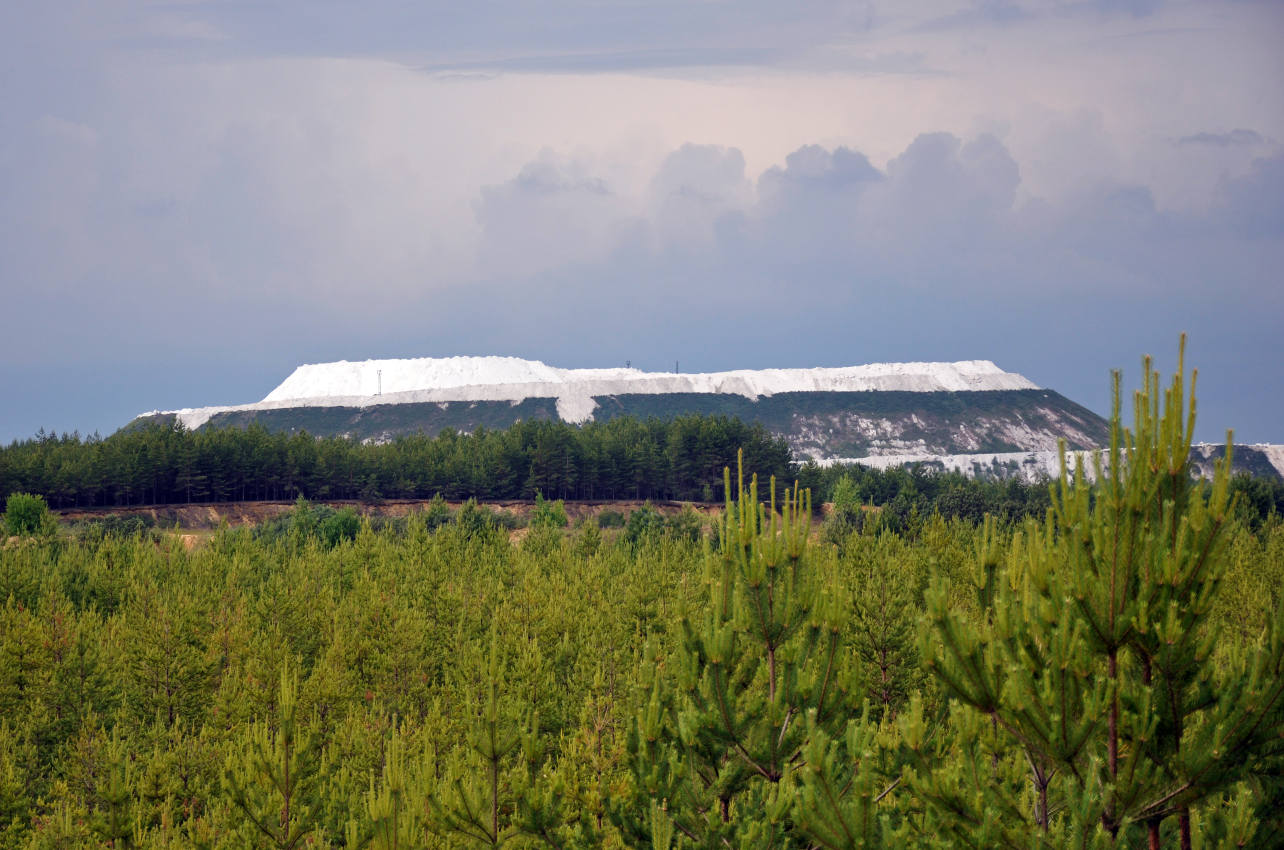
[54,499,727,530]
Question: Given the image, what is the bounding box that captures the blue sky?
[1,0,1281,444]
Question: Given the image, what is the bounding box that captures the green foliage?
[913,338,1284,846]
[1229,472,1284,529]
[426,625,595,848]
[845,532,925,719]
[798,463,1058,529]
[346,731,428,849]
[822,474,867,553]
[422,493,453,530]
[319,507,362,548]
[454,499,507,541]
[223,664,324,849]
[595,509,625,528]
[666,504,704,545]
[0,721,32,844]
[72,513,158,544]
[89,726,138,847]
[831,473,859,511]
[611,453,898,847]
[615,502,704,551]
[530,492,569,529]
[570,517,602,559]
[254,498,363,549]
[622,503,666,548]
[0,345,1279,848]
[427,627,525,847]
[4,491,54,537]
[0,414,794,508]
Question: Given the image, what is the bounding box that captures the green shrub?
[319,507,362,548]
[595,509,625,529]
[253,497,359,548]
[73,514,157,544]
[821,505,866,553]
[530,492,569,529]
[422,494,452,531]
[455,499,498,540]
[572,517,602,557]
[665,504,704,544]
[365,515,407,535]
[491,507,524,531]
[4,492,54,537]
[821,475,866,553]
[622,503,666,548]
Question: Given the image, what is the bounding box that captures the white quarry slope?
[823,443,1284,484]
[1260,444,1284,478]
[819,450,1105,483]
[1191,442,1284,479]
[150,356,1041,431]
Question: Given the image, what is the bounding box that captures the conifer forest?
[1,350,1283,848]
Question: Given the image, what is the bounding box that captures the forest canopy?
[0,415,792,508]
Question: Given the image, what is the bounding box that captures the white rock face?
[823,443,1284,483]
[152,355,1040,431]
[1249,444,1284,479]
[817,449,1106,483]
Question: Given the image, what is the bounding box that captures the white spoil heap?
[150,356,1040,431]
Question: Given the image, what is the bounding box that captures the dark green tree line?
[1,415,791,510]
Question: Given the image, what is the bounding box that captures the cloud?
[913,0,1165,33]
[913,2,1035,33]
[474,149,666,284]
[418,47,785,75]
[416,48,938,77]
[647,145,752,251]
[84,2,875,69]
[1176,129,1266,148]
[879,133,1020,232]
[1218,154,1284,238]
[470,131,1279,312]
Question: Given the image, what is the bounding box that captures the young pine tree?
[222,663,325,850]
[345,731,429,850]
[612,453,897,848]
[427,625,590,848]
[910,338,1284,848]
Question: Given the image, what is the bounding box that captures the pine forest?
[1,346,1283,849]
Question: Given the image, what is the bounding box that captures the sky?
[1,0,1281,445]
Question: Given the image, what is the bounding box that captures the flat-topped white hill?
[265,356,1037,401]
[151,356,1040,430]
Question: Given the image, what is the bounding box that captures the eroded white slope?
[152,356,1040,430]
[1253,444,1284,478]
[818,450,1105,483]
[824,444,1284,483]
